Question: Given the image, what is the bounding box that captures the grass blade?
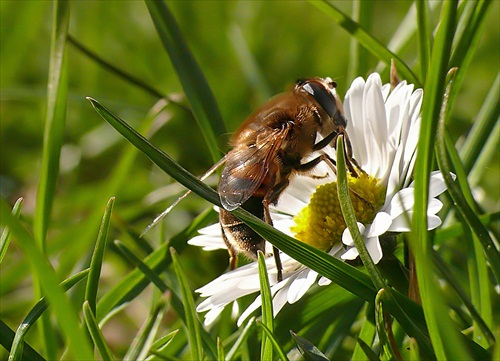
[225,317,256,361]
[8,269,88,361]
[351,304,376,361]
[435,70,500,283]
[347,0,372,84]
[432,251,495,346]
[258,251,274,361]
[336,135,386,290]
[217,337,225,361]
[309,0,421,87]
[416,0,432,78]
[257,321,289,361]
[87,97,220,207]
[0,199,94,360]
[291,331,329,361]
[170,248,204,361]
[85,197,115,315]
[83,301,115,361]
[375,289,401,361]
[0,197,23,265]
[145,0,226,163]
[148,329,179,360]
[113,240,168,292]
[33,0,69,247]
[411,2,475,359]
[33,2,69,356]
[1,321,45,361]
[124,300,167,361]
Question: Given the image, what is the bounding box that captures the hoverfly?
[218,77,363,282]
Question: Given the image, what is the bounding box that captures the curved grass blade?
[124,300,167,361]
[1,321,45,361]
[309,0,420,87]
[336,136,386,291]
[170,248,204,361]
[225,317,256,361]
[257,251,274,361]
[0,199,94,360]
[83,301,115,361]
[87,98,221,207]
[113,240,168,292]
[148,329,179,360]
[291,330,329,361]
[9,269,89,361]
[375,289,401,361]
[85,197,114,315]
[145,0,226,163]
[0,197,23,265]
[355,336,380,361]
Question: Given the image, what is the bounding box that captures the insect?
[218,77,364,282]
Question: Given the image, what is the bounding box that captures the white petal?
[287,268,318,304]
[273,287,291,317]
[365,236,383,264]
[427,215,442,230]
[203,305,225,327]
[366,212,392,237]
[341,247,360,260]
[388,211,443,232]
[188,234,226,251]
[345,77,368,164]
[429,171,455,197]
[237,295,262,327]
[318,276,332,286]
[342,222,365,247]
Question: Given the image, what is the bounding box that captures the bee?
[218,77,363,282]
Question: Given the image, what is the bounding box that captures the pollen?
[291,173,386,251]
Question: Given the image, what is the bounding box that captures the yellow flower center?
[291,173,386,251]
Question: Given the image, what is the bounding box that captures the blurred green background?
[1,1,498,357]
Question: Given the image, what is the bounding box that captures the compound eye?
[302,81,338,119]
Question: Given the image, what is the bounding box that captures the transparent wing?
[218,127,288,211]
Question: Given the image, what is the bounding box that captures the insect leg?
[297,154,374,210]
[341,131,366,177]
[220,223,238,270]
[262,189,286,283]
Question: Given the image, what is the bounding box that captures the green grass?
[1,1,498,360]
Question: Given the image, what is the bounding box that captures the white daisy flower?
[188,73,451,326]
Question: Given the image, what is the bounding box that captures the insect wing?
[219,128,286,210]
